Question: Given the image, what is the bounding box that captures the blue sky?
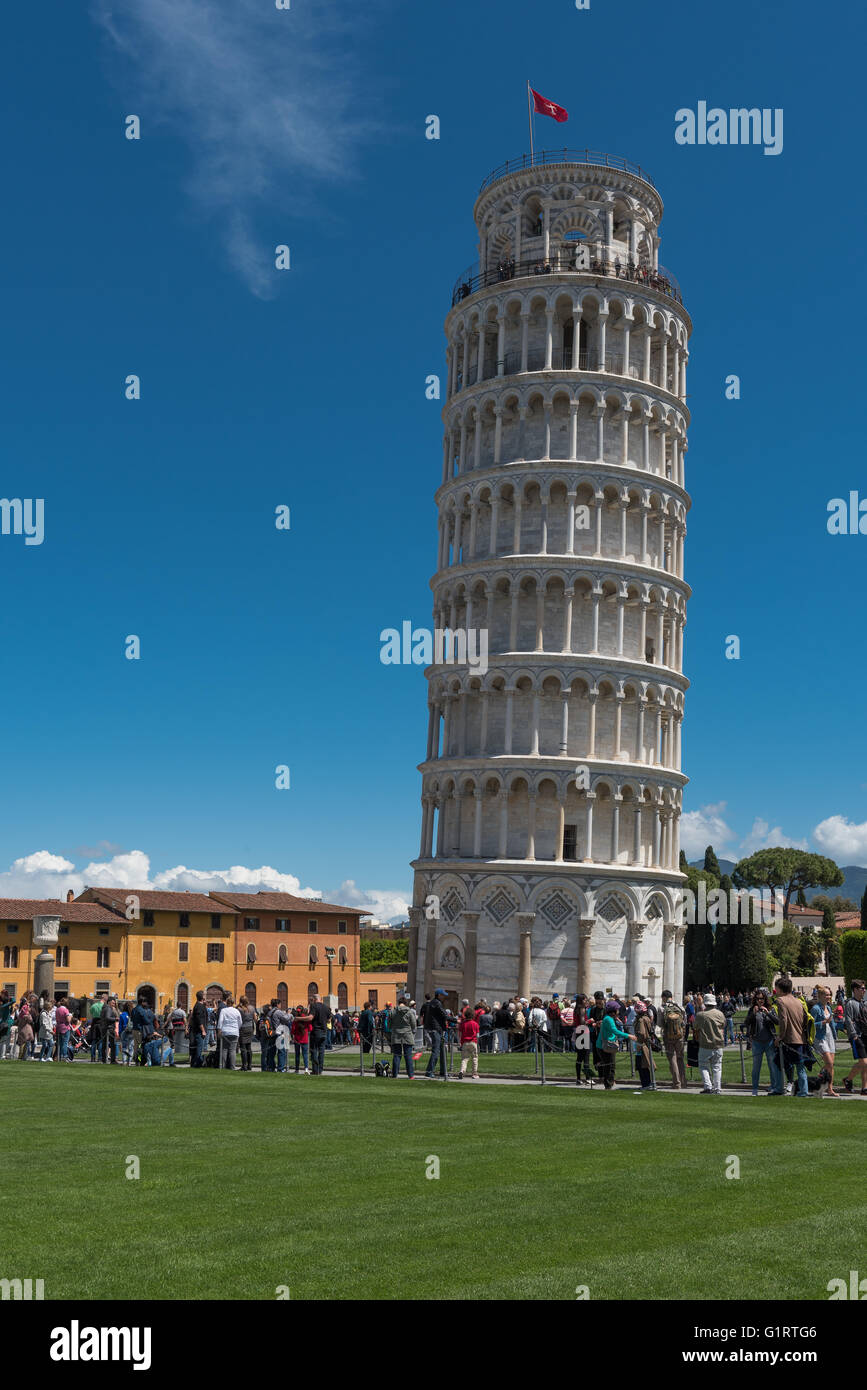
[1,0,865,917]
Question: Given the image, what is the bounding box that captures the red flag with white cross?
[530,88,569,123]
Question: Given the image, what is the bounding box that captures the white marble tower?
[408,150,691,1007]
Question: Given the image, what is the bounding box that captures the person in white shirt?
[216,995,243,1070]
[527,998,548,1054]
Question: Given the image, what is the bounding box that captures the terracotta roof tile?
[208,891,359,915]
[79,888,233,914]
[0,899,124,924]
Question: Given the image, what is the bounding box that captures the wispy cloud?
[90,0,378,296]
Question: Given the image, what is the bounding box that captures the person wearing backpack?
[660,990,686,1089]
[259,1003,277,1072]
[101,995,120,1065]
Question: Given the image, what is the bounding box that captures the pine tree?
[703,844,721,879]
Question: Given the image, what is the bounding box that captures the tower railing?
[451,253,682,309]
[478,150,657,194]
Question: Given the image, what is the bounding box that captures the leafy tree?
[684,922,714,992]
[772,922,801,975]
[703,845,721,879]
[819,905,837,976]
[840,931,867,994]
[812,894,857,913]
[728,893,768,994]
[862,887,867,932]
[359,938,409,971]
[733,849,843,920]
[712,920,732,990]
[795,928,823,975]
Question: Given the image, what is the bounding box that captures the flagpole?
[527,79,534,164]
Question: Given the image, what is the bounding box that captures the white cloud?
[679,802,735,858]
[90,0,378,296]
[331,879,410,925]
[0,849,405,918]
[813,815,867,864]
[738,818,809,855]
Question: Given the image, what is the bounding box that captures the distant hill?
[689,859,867,909]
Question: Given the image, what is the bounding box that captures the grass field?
[4,1064,865,1301]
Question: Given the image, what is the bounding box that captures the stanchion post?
[540,1033,546,1085]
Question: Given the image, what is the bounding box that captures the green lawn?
[3,1064,865,1301]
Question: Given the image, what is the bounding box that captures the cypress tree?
[861,887,867,932]
[728,894,768,994]
[679,849,689,873]
[684,922,714,992]
[703,844,721,879]
[712,920,731,990]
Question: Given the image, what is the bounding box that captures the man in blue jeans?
[308,994,331,1074]
[423,990,449,1078]
[774,978,810,1098]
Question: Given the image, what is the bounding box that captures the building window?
[55,946,68,968]
[275,918,290,932]
[210,914,222,932]
[98,927,109,937]
[368,990,378,1008]
[54,981,69,997]
[277,982,288,1009]
[277,943,288,966]
[143,910,155,927]
[96,947,110,969]
[178,941,189,963]
[338,920,347,934]
[563,824,578,861]
[338,946,347,966]
[337,982,348,1009]
[245,982,257,1006]
[308,920,318,933]
[3,946,18,969]
[307,981,318,1004]
[176,983,189,1011]
[207,943,224,963]
[179,913,190,930]
[308,944,318,967]
[95,980,110,994]
[246,943,256,965]
[58,925,69,935]
[142,941,154,963]
[6,924,18,934]
[244,917,260,931]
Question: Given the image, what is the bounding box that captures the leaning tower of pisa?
[408,149,691,1009]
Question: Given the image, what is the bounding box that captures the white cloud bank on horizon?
[90,0,377,296]
[0,849,320,902]
[679,802,735,858]
[813,815,867,863]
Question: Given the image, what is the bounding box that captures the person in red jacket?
[458,1007,480,1079]
[291,1005,313,1074]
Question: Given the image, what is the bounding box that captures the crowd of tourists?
[2,977,865,1096]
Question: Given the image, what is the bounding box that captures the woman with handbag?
[597,1002,636,1090]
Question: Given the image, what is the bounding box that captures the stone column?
[562,587,574,653]
[674,926,687,1001]
[517,914,535,999]
[525,792,538,860]
[628,922,646,996]
[407,906,423,1001]
[461,912,480,1004]
[584,792,595,862]
[520,313,530,372]
[578,919,595,998]
[473,790,484,857]
[422,914,438,997]
[662,923,676,995]
[498,789,509,856]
